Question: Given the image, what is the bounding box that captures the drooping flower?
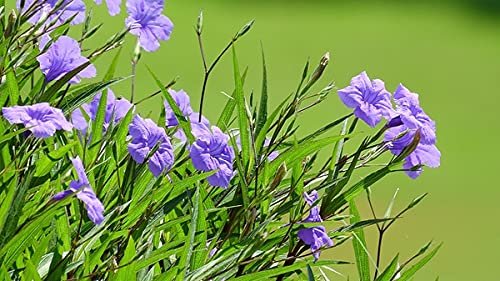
[297,190,333,261]
[338,71,394,127]
[125,0,174,52]
[71,89,133,135]
[37,36,96,84]
[17,0,86,26]
[53,157,104,225]
[190,126,235,188]
[128,115,174,177]
[385,84,440,178]
[95,0,121,16]
[2,103,73,138]
[385,123,441,179]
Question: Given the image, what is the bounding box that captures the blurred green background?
[82,0,500,279]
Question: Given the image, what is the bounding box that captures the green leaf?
[299,114,351,144]
[329,166,393,214]
[376,254,399,281]
[216,68,248,131]
[148,68,194,144]
[232,45,251,168]
[89,87,108,160]
[40,61,94,102]
[0,127,30,146]
[178,185,202,279]
[62,77,129,114]
[103,46,123,81]
[35,142,76,177]
[306,264,315,281]
[191,188,207,271]
[5,67,19,106]
[0,203,60,266]
[232,260,340,281]
[133,240,184,271]
[255,46,268,135]
[268,134,351,176]
[113,237,137,281]
[349,200,371,281]
[397,244,442,281]
[0,171,34,248]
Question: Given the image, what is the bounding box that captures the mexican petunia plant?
[0,1,442,280]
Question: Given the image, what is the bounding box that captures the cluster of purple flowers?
[72,90,133,135]
[338,71,441,178]
[3,0,233,222]
[18,0,173,55]
[162,89,236,188]
[1,87,239,224]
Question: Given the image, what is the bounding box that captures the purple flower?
[392,84,436,145]
[297,191,333,261]
[37,36,96,84]
[95,0,121,16]
[53,157,104,225]
[173,113,211,143]
[164,89,193,127]
[163,89,212,143]
[17,0,86,26]
[384,84,440,178]
[71,89,133,135]
[190,126,235,188]
[2,103,73,138]
[338,71,394,127]
[385,125,441,179]
[128,115,174,177]
[125,0,174,52]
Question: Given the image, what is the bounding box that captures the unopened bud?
[196,10,203,35]
[234,19,255,41]
[4,10,17,38]
[310,52,330,84]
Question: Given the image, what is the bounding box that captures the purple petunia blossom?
[17,0,86,26]
[128,115,175,177]
[297,190,333,261]
[385,123,441,179]
[71,89,133,135]
[125,0,174,52]
[164,89,193,127]
[95,0,121,16]
[384,84,440,178]
[172,113,211,143]
[163,89,211,143]
[37,36,96,84]
[2,103,73,138]
[53,157,105,225]
[392,84,436,145]
[338,71,394,127]
[190,126,235,188]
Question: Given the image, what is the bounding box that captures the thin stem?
[374,230,384,280]
[197,31,208,72]
[197,35,236,122]
[134,77,178,105]
[199,73,209,122]
[130,40,141,103]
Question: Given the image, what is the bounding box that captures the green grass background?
[76,0,500,279]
